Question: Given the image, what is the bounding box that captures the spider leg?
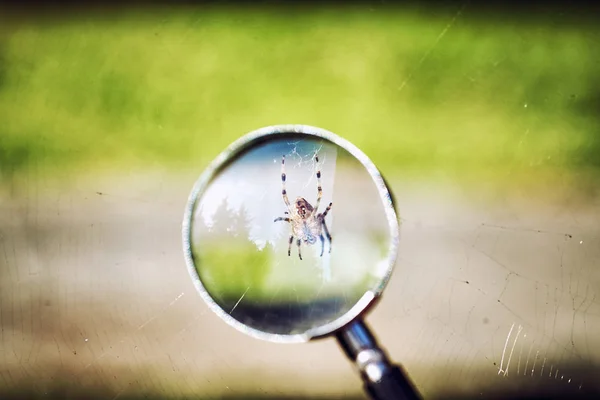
[296,238,302,260]
[312,153,322,215]
[281,155,291,208]
[321,202,333,218]
[288,235,294,256]
[274,217,291,223]
[322,219,332,254]
[319,234,325,257]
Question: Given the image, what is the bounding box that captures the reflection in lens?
[185,128,398,339]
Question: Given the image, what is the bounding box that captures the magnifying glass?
[182,125,421,400]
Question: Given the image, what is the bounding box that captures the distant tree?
[230,203,251,239]
[243,204,257,238]
[209,197,231,235]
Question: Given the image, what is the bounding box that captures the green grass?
[1,5,599,186]
[194,239,374,303]
[197,240,272,302]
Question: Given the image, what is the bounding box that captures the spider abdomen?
[303,224,318,245]
[291,220,320,245]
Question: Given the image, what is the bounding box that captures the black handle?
[365,365,421,400]
[336,320,421,400]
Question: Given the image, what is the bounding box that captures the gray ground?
[1,167,599,399]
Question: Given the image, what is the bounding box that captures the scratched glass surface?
[1,4,600,400]
[188,136,391,335]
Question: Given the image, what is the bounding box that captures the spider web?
[285,140,325,192]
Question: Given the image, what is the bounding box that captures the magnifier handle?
[336,320,421,400]
[364,365,420,400]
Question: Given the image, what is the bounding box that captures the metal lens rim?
[182,124,400,343]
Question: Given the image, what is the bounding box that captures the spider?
[274,153,333,260]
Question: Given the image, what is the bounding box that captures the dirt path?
[1,168,599,399]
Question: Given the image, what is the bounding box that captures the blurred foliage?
[198,240,272,302]
[0,5,599,185]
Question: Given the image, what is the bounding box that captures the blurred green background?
[1,3,600,399]
[1,3,598,192]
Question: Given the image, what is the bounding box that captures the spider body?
[274,154,333,260]
[294,197,313,219]
[292,200,319,245]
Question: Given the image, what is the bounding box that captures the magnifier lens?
[184,128,398,340]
